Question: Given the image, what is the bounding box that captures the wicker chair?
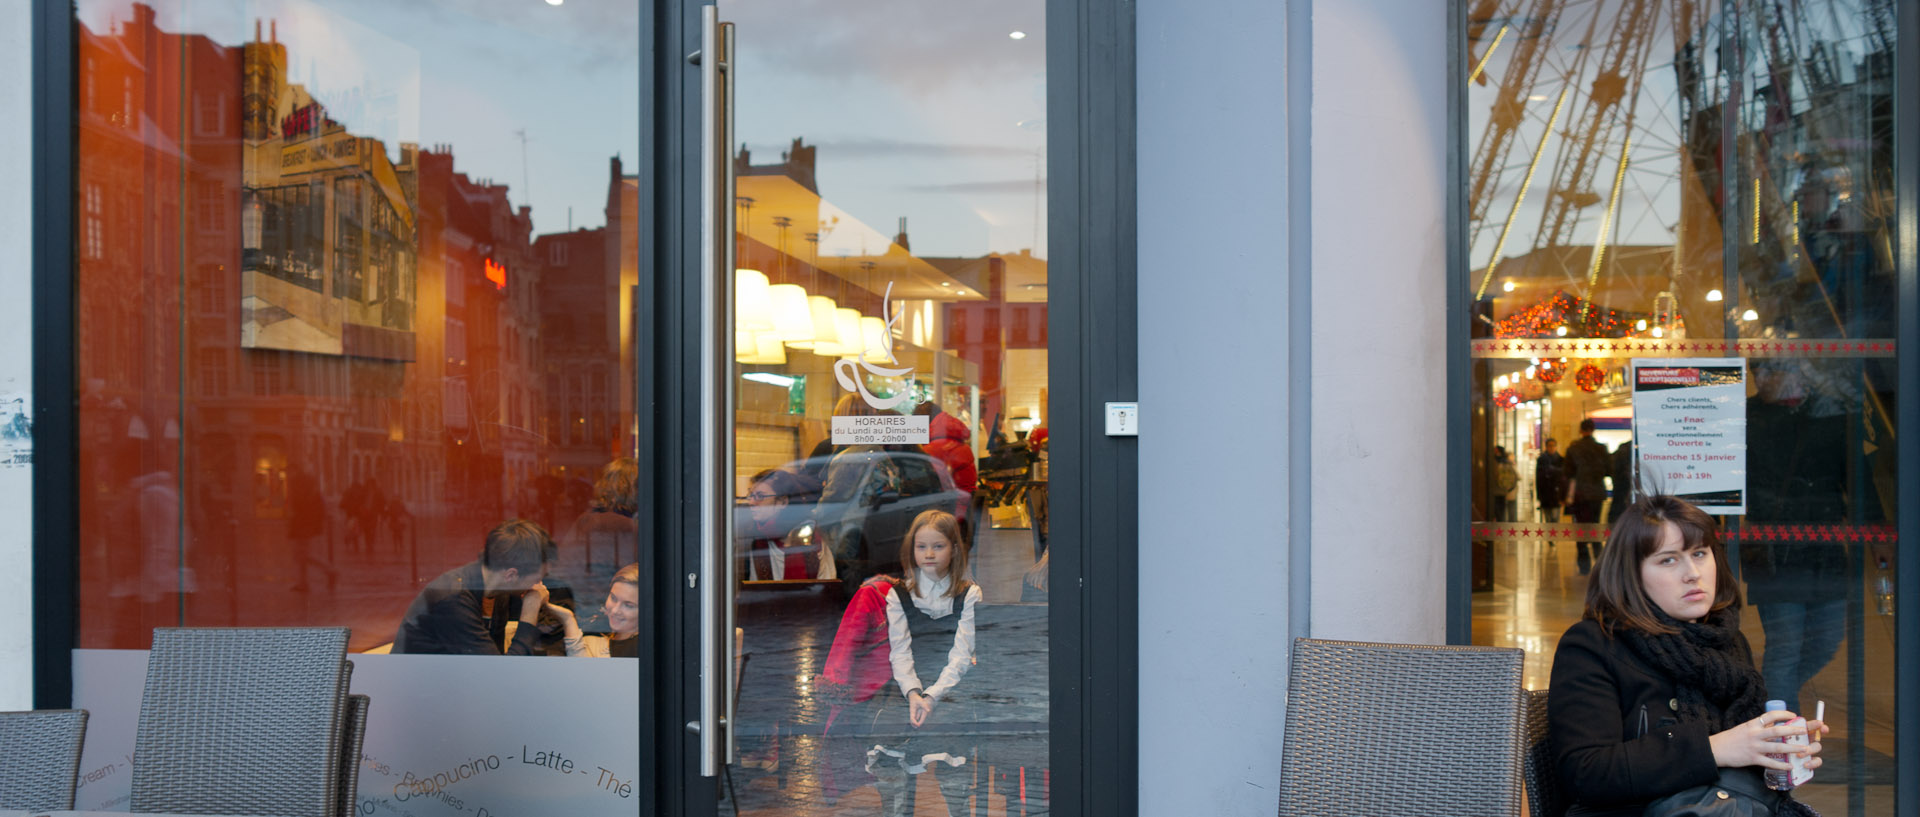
[131,627,354,817]
[1521,689,1564,817]
[0,708,89,810]
[1276,638,1527,817]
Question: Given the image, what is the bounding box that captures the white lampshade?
[854,316,893,363]
[737,330,787,365]
[786,295,842,350]
[825,308,863,355]
[767,284,813,341]
[735,269,772,331]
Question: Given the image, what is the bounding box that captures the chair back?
[0,709,89,810]
[1522,688,1564,817]
[1277,638,1526,817]
[336,693,371,817]
[131,627,351,817]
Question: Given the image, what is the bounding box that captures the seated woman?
[1549,495,1828,816]
[545,563,640,658]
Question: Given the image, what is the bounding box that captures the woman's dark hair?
[899,510,968,600]
[1584,495,1740,634]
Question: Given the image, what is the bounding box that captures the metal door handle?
[691,3,737,779]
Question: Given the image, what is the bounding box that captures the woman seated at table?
[545,563,640,658]
[1549,495,1827,816]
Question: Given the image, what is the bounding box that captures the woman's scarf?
[1618,607,1769,732]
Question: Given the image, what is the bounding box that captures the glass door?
[692,2,1053,814]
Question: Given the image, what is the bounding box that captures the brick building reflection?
[76,4,632,650]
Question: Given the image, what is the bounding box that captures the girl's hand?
[1709,710,1813,770]
[909,692,935,727]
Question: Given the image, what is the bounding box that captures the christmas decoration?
[1536,359,1563,384]
[1495,388,1522,410]
[1494,290,1648,340]
[1575,363,1606,392]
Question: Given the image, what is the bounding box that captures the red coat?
[820,576,896,704]
[923,412,977,493]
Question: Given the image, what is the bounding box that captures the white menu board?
[1630,358,1747,514]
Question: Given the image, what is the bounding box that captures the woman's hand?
[545,601,583,641]
[909,691,935,727]
[1710,710,1818,770]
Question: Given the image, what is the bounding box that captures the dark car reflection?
[736,450,966,593]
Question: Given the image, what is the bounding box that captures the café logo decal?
[834,282,913,411]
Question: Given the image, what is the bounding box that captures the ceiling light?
[1741,309,1759,321]
[1651,326,1665,338]
[1555,326,1568,337]
[1009,31,1027,39]
[1502,280,1516,292]
[1705,289,1723,302]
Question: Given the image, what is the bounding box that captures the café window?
[1462,3,1901,813]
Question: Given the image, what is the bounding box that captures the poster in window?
[240,1,419,360]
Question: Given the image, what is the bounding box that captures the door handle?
[689,3,737,779]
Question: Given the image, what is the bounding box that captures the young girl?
[822,509,983,814]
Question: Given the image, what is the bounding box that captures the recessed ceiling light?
[940,281,951,287]
[1009,31,1027,40]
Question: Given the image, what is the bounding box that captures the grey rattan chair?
[336,693,371,817]
[0,708,89,810]
[1521,688,1564,817]
[131,627,352,817]
[1276,638,1526,817]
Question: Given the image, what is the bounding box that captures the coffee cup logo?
[834,282,913,410]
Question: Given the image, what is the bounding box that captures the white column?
[1137,0,1294,813]
[1308,0,1449,644]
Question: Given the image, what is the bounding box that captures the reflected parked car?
[735,450,967,592]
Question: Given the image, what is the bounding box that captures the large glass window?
[721,1,1051,813]
[1464,3,1899,813]
[73,1,641,812]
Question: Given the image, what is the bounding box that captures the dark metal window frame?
[31,0,79,711]
[1445,1,1920,811]
[27,0,1136,810]
[643,1,1138,815]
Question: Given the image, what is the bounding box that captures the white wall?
[1308,0,1449,643]
[1137,0,1294,813]
[0,0,35,711]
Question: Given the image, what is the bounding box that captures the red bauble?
[1575,363,1606,392]
[1536,360,1564,384]
[1495,388,1522,409]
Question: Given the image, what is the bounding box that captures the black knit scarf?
[1618,607,1768,732]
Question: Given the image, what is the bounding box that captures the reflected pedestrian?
[1566,419,1611,575]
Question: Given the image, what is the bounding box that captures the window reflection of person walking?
[287,464,334,593]
[1565,419,1611,575]
[1492,446,1519,522]
[1535,438,1567,523]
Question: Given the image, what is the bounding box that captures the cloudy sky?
[79,0,1047,258]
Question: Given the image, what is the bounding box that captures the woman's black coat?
[1548,619,1749,816]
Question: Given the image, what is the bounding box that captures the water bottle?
[1877,558,1896,616]
[1763,699,1809,791]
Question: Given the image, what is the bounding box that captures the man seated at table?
[391,519,553,655]
[739,469,836,582]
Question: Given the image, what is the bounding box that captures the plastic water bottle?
[1763,699,1808,791]
[1877,558,1896,616]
